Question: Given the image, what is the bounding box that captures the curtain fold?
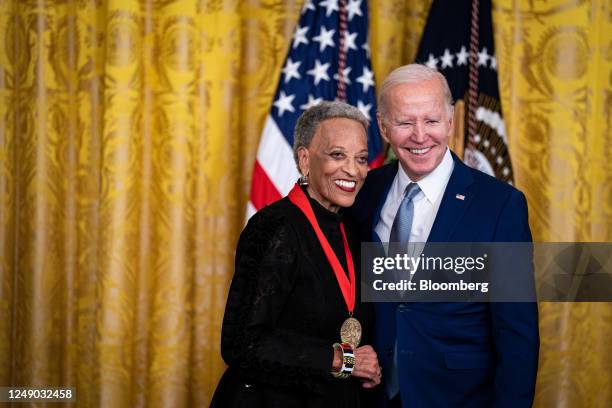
[0,1,610,407]
[494,1,612,406]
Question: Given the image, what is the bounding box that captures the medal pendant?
[340,317,362,348]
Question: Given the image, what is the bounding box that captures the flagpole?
[337,0,348,101]
[467,0,479,153]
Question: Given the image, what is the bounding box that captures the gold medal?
[340,317,362,347]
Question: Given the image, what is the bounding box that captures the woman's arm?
[220,212,335,393]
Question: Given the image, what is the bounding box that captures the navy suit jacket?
[351,153,539,408]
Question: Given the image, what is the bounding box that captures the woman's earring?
[299,175,309,186]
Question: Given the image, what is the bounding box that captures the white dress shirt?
[375,148,454,244]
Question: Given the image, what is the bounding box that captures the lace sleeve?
[220,211,334,393]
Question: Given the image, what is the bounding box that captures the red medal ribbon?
[287,184,355,314]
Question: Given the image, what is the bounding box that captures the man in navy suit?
[351,64,539,407]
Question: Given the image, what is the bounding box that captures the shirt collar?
[396,148,454,204]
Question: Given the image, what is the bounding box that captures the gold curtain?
[494,1,612,406]
[0,0,610,407]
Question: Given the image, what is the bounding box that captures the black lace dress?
[210,189,374,408]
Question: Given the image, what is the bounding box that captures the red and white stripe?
[247,115,300,220]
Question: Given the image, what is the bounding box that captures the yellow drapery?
[0,1,610,407]
[494,1,612,406]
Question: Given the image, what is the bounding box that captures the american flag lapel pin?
[456,194,465,201]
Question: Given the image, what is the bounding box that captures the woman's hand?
[352,345,381,388]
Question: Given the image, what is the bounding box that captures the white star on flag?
[356,67,374,92]
[320,0,339,17]
[273,91,295,117]
[346,0,363,21]
[477,47,489,66]
[344,31,358,52]
[334,67,352,85]
[302,0,315,12]
[281,58,301,83]
[425,53,439,70]
[292,26,309,49]
[357,100,372,120]
[307,59,331,85]
[313,26,336,52]
[362,40,371,58]
[440,48,454,68]
[456,46,469,66]
[490,55,497,70]
[299,95,324,110]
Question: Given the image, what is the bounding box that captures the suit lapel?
[428,153,475,243]
[370,161,398,242]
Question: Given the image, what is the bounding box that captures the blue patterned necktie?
[385,182,420,400]
[389,183,421,246]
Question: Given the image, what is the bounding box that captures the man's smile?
[406,146,434,155]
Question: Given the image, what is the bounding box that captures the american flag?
[246,0,385,219]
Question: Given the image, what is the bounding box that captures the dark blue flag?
[415,0,514,183]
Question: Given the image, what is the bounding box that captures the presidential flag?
[247,0,385,219]
[415,0,514,183]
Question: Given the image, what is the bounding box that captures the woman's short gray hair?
[293,100,369,167]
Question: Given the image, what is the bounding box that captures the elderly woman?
[211,101,381,407]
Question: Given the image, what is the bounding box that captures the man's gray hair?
[293,100,369,166]
[378,64,453,118]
